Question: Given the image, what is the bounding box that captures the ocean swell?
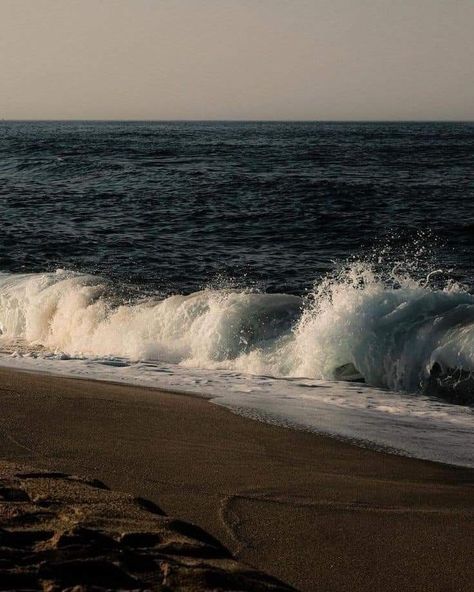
[0,267,472,403]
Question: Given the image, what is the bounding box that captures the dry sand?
[0,367,473,591]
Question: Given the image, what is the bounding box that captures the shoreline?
[0,361,426,466]
[1,355,472,469]
[0,367,473,591]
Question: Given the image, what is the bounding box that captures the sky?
[1,0,473,120]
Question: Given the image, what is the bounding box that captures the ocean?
[0,120,473,466]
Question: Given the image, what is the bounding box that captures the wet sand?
[0,367,473,591]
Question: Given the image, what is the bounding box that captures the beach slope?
[0,368,472,591]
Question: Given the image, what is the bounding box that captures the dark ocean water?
[0,121,473,295]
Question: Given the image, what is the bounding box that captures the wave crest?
[0,266,472,402]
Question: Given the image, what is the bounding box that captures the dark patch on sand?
[0,461,295,591]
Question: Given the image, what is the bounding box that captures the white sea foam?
[0,267,472,391]
[0,267,472,467]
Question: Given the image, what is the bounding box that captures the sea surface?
[0,121,473,466]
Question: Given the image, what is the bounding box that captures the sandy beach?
[0,367,473,591]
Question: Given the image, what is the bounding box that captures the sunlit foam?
[0,263,472,402]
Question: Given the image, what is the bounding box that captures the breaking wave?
[0,265,472,403]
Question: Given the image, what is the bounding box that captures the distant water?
[0,121,472,467]
[0,121,473,292]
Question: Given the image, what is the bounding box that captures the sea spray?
[290,263,474,395]
[0,266,472,400]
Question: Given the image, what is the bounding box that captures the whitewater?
[0,265,472,468]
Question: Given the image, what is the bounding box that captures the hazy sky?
[1,0,473,120]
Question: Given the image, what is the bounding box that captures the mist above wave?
[0,264,472,403]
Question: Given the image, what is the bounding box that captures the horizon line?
[1,118,473,124]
